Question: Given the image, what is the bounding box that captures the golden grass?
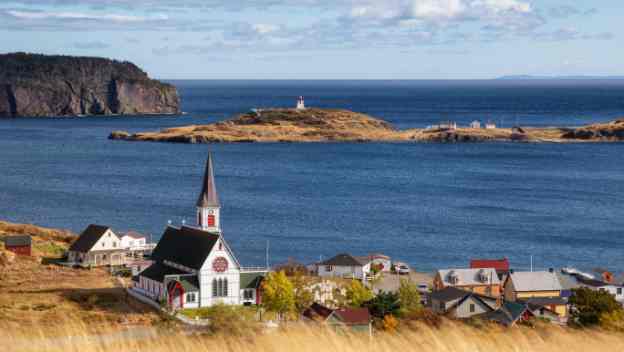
[0,220,161,330]
[1,318,624,352]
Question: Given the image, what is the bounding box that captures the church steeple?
[196,153,221,232]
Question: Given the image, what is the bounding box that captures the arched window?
[223,278,228,297]
[212,279,218,297]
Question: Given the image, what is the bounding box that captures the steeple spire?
[196,153,220,208]
[196,153,221,232]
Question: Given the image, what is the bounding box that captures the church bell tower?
[196,153,221,233]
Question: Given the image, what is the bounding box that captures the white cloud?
[409,0,467,20]
[252,23,280,34]
[349,0,534,22]
[6,10,152,22]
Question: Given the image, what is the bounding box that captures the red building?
[470,258,510,279]
[4,235,32,256]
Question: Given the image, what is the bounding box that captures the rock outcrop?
[110,108,405,143]
[561,119,624,140]
[0,53,180,117]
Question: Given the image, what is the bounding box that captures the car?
[393,262,411,275]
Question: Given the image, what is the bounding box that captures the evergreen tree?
[569,287,623,327]
[398,279,422,314]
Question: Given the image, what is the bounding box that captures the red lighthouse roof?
[470,258,510,272]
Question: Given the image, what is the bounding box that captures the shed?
[4,235,32,256]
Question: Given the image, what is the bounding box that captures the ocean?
[1,80,624,272]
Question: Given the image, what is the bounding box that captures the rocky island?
[109,107,624,144]
[0,53,180,117]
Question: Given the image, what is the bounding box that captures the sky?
[0,0,621,79]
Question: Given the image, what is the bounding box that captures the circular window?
[212,257,228,272]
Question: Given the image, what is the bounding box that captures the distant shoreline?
[108,107,624,144]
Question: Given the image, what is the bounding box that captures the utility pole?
[266,240,270,270]
[530,255,533,272]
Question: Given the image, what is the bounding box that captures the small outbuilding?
[470,121,481,129]
[303,302,372,334]
[4,235,32,256]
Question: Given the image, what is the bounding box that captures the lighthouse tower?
[296,96,305,110]
[196,153,221,233]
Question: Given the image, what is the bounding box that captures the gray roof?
[4,235,31,247]
[555,272,580,290]
[508,271,562,292]
[437,268,501,286]
[520,297,567,307]
[68,224,112,253]
[429,286,473,303]
[320,253,366,267]
[196,153,220,208]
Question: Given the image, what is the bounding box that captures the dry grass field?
[1,318,624,352]
[0,220,161,331]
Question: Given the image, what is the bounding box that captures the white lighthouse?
[296,96,306,110]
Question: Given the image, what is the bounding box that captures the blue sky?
[0,0,621,79]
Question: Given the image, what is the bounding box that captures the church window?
[244,289,254,300]
[212,278,228,297]
[208,215,215,227]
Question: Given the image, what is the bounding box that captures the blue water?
[1,80,624,272]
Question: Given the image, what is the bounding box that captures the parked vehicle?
[393,262,411,275]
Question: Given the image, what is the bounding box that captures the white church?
[131,154,267,309]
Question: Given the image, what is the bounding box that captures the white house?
[470,121,481,129]
[120,231,147,250]
[132,153,267,310]
[564,273,624,304]
[485,121,497,129]
[67,225,126,267]
[315,253,390,280]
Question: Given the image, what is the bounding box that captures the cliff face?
[0,53,180,117]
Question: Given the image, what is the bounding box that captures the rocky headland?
[0,53,180,117]
[110,108,408,143]
[109,107,624,144]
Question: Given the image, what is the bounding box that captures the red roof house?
[470,258,510,276]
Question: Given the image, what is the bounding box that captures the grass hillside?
[112,108,404,143]
[0,220,161,330]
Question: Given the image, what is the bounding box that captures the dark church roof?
[140,261,188,282]
[68,224,111,253]
[151,226,219,270]
[196,153,220,208]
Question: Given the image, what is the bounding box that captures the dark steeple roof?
[196,153,220,208]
